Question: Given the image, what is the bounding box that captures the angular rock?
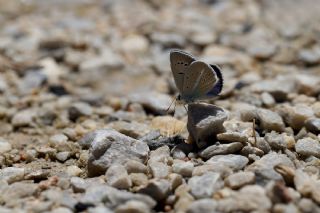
[186,199,218,213]
[257,108,285,132]
[188,172,223,199]
[68,102,93,121]
[148,161,170,179]
[207,154,249,171]
[264,131,295,150]
[216,185,272,212]
[138,179,171,201]
[87,129,149,176]
[81,185,156,208]
[246,152,295,184]
[106,164,132,189]
[0,167,25,184]
[224,171,255,189]
[0,139,12,154]
[295,137,320,158]
[115,200,151,213]
[187,103,228,149]
[172,160,194,177]
[305,118,320,134]
[125,160,148,174]
[199,142,243,159]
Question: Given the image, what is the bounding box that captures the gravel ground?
[1,0,320,212]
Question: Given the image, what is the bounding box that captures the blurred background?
[0,0,320,103]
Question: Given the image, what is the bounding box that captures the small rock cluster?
[0,0,320,212]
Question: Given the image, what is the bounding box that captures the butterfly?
[170,49,223,104]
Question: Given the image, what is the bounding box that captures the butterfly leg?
[183,104,188,112]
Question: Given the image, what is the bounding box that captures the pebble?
[125,160,148,174]
[81,185,156,208]
[199,142,243,159]
[192,164,232,178]
[168,173,183,190]
[129,173,148,187]
[246,152,295,184]
[305,118,320,134]
[257,108,285,132]
[87,129,149,176]
[217,132,248,143]
[187,103,228,148]
[138,179,171,201]
[115,200,151,213]
[18,71,47,94]
[0,167,25,184]
[172,160,194,177]
[148,161,170,179]
[264,131,295,150]
[105,164,132,190]
[56,151,71,162]
[0,138,12,153]
[207,154,249,171]
[148,145,171,164]
[11,109,36,127]
[294,169,320,204]
[295,137,320,158]
[224,171,255,189]
[51,207,73,213]
[188,172,223,199]
[121,34,149,53]
[186,199,218,213]
[217,185,272,212]
[261,92,276,107]
[68,102,93,121]
[277,104,314,130]
[66,165,83,177]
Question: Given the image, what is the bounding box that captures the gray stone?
[199,142,243,159]
[148,161,170,179]
[188,172,223,199]
[0,167,25,184]
[0,138,12,154]
[87,129,149,176]
[265,131,295,150]
[125,160,148,174]
[192,164,232,178]
[187,103,228,149]
[241,146,264,157]
[0,182,38,205]
[128,92,173,115]
[217,132,248,143]
[224,171,255,189]
[295,137,320,158]
[19,71,47,94]
[81,184,156,208]
[68,102,93,120]
[294,169,320,204]
[186,199,218,213]
[172,160,194,177]
[137,179,171,201]
[41,189,77,210]
[88,206,113,213]
[148,145,171,164]
[255,137,271,154]
[305,118,320,134]
[129,173,148,187]
[207,154,249,171]
[216,185,272,212]
[106,164,132,189]
[11,109,36,127]
[261,92,275,107]
[298,198,320,213]
[115,200,151,213]
[50,207,73,213]
[56,151,71,162]
[246,152,295,184]
[257,108,285,132]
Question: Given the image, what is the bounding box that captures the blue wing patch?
[206,64,223,96]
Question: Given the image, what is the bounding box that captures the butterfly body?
[170,50,223,104]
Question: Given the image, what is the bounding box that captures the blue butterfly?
[170,49,223,104]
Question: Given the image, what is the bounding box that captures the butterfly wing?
[170,50,195,93]
[181,61,217,100]
[206,64,223,96]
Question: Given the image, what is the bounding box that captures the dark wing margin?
[206,64,223,96]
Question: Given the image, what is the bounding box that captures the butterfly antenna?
[183,104,188,113]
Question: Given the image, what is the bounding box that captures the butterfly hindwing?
[182,61,217,100]
[170,50,195,93]
[206,64,223,96]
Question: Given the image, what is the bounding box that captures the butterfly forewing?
[182,61,217,99]
[170,50,195,93]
